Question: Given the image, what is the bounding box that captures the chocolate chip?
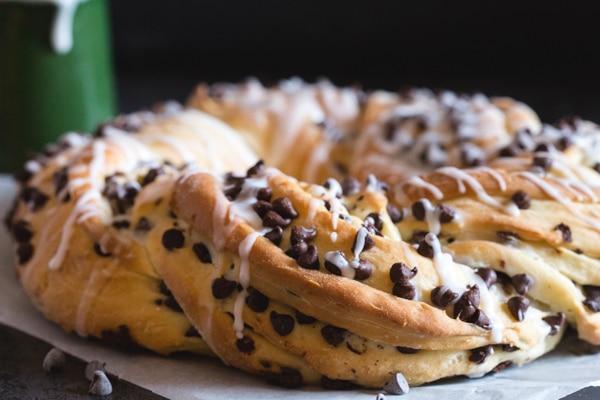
[383,373,410,395]
[366,213,384,231]
[161,228,185,250]
[246,288,269,312]
[476,268,498,288]
[554,223,572,243]
[262,210,291,228]
[141,167,165,186]
[453,286,480,322]
[389,262,418,283]
[286,242,308,260]
[502,344,519,352]
[511,190,531,209]
[557,136,573,151]
[20,187,49,211]
[272,197,298,219]
[270,311,295,336]
[256,187,273,202]
[321,325,347,346]
[342,177,361,196]
[469,345,493,364]
[411,200,427,221]
[17,242,34,264]
[496,231,519,244]
[53,166,69,197]
[262,367,304,388]
[296,310,317,324]
[42,348,65,372]
[112,220,130,229]
[296,245,320,270]
[472,309,492,329]
[134,216,153,232]
[93,243,111,257]
[184,326,201,338]
[290,226,317,245]
[320,376,356,390]
[224,183,243,200]
[430,285,459,308]
[85,360,106,381]
[583,285,600,312]
[499,145,519,157]
[353,259,374,280]
[236,335,255,354]
[11,220,33,242]
[253,200,272,218]
[246,160,265,177]
[437,203,455,223]
[396,346,419,354]
[507,296,530,321]
[533,155,553,171]
[393,281,416,300]
[192,242,212,263]
[324,251,346,275]
[89,371,112,396]
[512,273,534,295]
[491,361,513,374]
[211,277,237,299]
[543,312,566,335]
[411,230,427,244]
[387,203,404,223]
[264,226,283,245]
[416,240,434,258]
[352,229,375,253]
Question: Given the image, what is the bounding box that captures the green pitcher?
[0,0,116,173]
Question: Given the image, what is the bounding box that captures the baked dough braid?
[153,161,564,388]
[5,105,259,355]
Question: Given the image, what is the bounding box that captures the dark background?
[108,1,600,124]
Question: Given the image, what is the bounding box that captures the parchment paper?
[1,174,598,400]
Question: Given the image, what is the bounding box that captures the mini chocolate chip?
[270,311,295,336]
[93,243,111,257]
[141,167,165,186]
[89,371,112,396]
[272,197,298,219]
[491,361,513,374]
[21,187,49,211]
[246,288,269,312]
[511,190,531,209]
[512,273,534,295]
[256,187,273,202]
[594,163,600,174]
[430,285,459,308]
[53,166,69,196]
[366,213,384,231]
[499,145,519,157]
[112,220,130,229]
[246,160,265,177]
[11,220,33,242]
[533,155,553,171]
[324,251,345,276]
[342,177,361,196]
[286,242,308,259]
[184,326,201,338]
[453,286,480,321]
[557,136,573,151]
[352,229,375,253]
[387,203,404,223]
[264,226,283,245]
[543,312,566,335]
[389,262,418,283]
[534,143,553,153]
[85,360,106,381]
[252,200,272,218]
[383,373,410,395]
[296,310,317,324]
[583,285,600,312]
[411,200,426,221]
[416,240,434,258]
[262,210,291,228]
[396,346,419,354]
[321,325,347,346]
[464,285,481,306]
[161,229,185,250]
[192,242,212,263]
[471,309,492,329]
[437,203,455,223]
[502,344,519,352]
[469,345,493,364]
[17,242,34,264]
[262,367,304,388]
[320,376,356,390]
[554,223,572,243]
[134,216,153,232]
[411,230,427,244]
[496,231,520,244]
[211,277,237,299]
[507,296,530,321]
[224,183,243,200]
[393,281,416,300]
[290,226,317,245]
[476,268,498,288]
[43,348,66,372]
[236,335,255,354]
[353,259,374,280]
[296,245,320,270]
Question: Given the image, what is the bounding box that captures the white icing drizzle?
[436,167,518,216]
[233,231,260,339]
[75,258,118,335]
[1,0,90,54]
[324,250,355,279]
[395,176,443,205]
